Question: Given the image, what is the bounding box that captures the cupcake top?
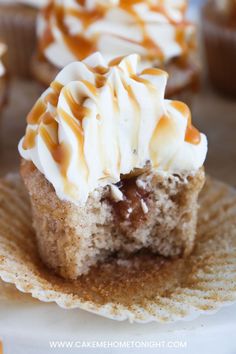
[19,53,207,205]
[37,0,195,70]
[0,43,6,78]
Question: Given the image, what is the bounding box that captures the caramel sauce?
[149,114,177,166]
[45,91,59,106]
[39,4,97,60]
[95,75,107,89]
[130,74,156,93]
[92,65,109,75]
[27,100,46,125]
[38,24,54,58]
[38,3,55,58]
[41,111,55,125]
[67,6,105,30]
[121,79,139,111]
[109,176,149,226]
[142,35,165,62]
[175,26,187,58]
[141,68,164,76]
[59,108,89,178]
[56,5,96,60]
[171,101,201,145]
[109,56,125,67]
[63,87,90,121]
[131,74,150,86]
[184,125,201,145]
[22,129,37,150]
[81,80,98,95]
[50,80,63,94]
[39,125,71,184]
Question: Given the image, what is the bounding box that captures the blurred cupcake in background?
[32,0,199,103]
[0,42,7,112]
[202,0,236,97]
[0,0,48,77]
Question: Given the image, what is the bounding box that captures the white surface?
[0,299,236,354]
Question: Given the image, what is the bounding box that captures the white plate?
[1,298,236,354]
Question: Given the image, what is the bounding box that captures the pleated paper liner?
[0,174,236,323]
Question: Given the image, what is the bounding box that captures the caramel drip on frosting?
[39,125,75,194]
[22,129,37,150]
[141,68,166,76]
[27,100,46,125]
[63,87,91,121]
[171,101,201,145]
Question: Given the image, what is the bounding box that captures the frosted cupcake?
[0,43,7,112]
[202,0,236,97]
[19,53,207,280]
[0,0,48,77]
[32,0,199,102]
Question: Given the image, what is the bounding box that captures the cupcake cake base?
[21,161,205,280]
[0,174,235,323]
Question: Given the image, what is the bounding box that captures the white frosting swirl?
[0,43,6,77]
[37,0,195,69]
[19,53,207,205]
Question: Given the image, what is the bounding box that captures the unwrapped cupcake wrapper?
[0,174,236,323]
[0,7,36,78]
[202,10,236,97]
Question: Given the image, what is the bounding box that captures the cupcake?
[0,0,48,77]
[32,0,199,103]
[19,53,207,280]
[202,0,236,97]
[0,42,7,112]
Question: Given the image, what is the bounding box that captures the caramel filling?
[109,175,149,225]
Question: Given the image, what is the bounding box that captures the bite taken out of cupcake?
[32,0,199,103]
[19,53,207,280]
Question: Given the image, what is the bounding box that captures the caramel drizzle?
[26,99,46,125]
[63,87,90,121]
[39,124,73,194]
[171,101,201,145]
[38,0,191,63]
[22,129,37,150]
[141,68,166,76]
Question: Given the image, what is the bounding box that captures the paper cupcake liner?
[0,279,36,302]
[0,6,36,78]
[0,174,236,323]
[202,7,236,97]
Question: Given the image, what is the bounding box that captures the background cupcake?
[0,0,48,77]
[32,0,199,103]
[202,0,236,97]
